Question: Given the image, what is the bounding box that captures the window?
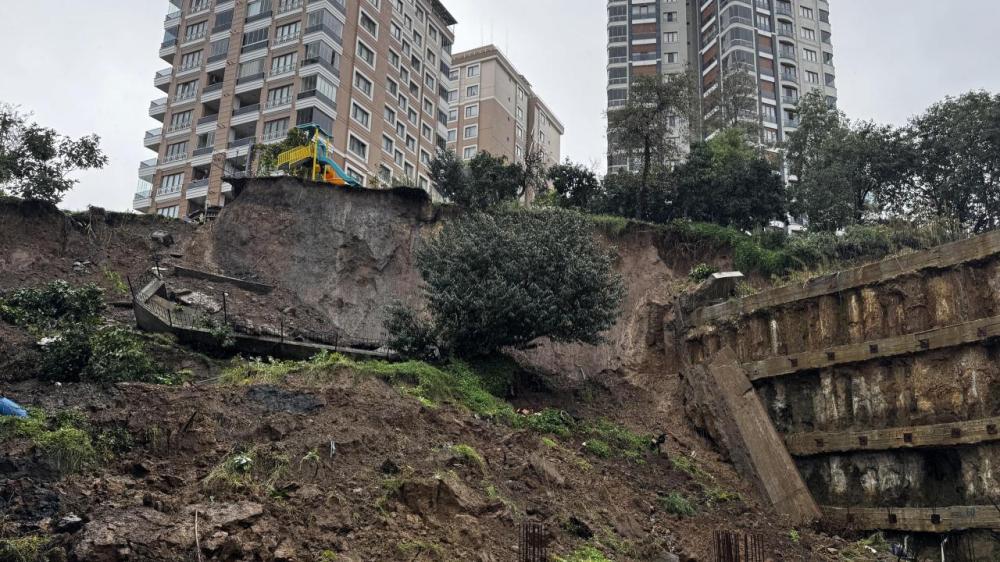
[421,124,431,141]
[404,162,414,178]
[300,73,337,102]
[382,135,394,154]
[354,71,373,97]
[664,32,678,43]
[466,85,479,97]
[801,27,816,40]
[169,110,193,131]
[665,11,676,22]
[159,173,184,194]
[666,52,678,63]
[407,108,418,125]
[242,28,269,48]
[391,22,402,41]
[263,118,289,141]
[270,52,297,75]
[447,129,457,142]
[209,37,229,58]
[423,98,434,115]
[359,10,378,37]
[465,104,479,118]
[266,85,293,107]
[449,69,458,81]
[806,70,819,83]
[238,58,263,78]
[386,77,398,96]
[804,49,818,62]
[246,0,267,17]
[448,108,457,122]
[378,165,392,184]
[388,49,400,68]
[462,146,477,160]
[447,90,458,103]
[175,79,199,101]
[420,150,431,166]
[348,134,368,160]
[824,51,834,65]
[384,106,396,124]
[396,122,406,139]
[799,6,813,19]
[464,125,478,139]
[394,149,404,166]
[157,206,180,218]
[165,141,188,162]
[516,107,523,121]
[351,102,371,128]
[825,73,836,87]
[405,135,416,152]
[185,21,207,42]
[357,40,376,67]
[466,64,480,78]
[179,50,202,71]
[275,21,300,43]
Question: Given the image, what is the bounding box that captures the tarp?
[0,397,28,418]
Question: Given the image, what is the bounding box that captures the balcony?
[186,179,210,199]
[781,95,799,105]
[300,57,341,78]
[265,96,293,110]
[193,146,215,157]
[631,32,657,42]
[779,49,797,60]
[149,97,168,118]
[233,103,261,116]
[304,21,343,45]
[780,71,798,82]
[245,10,273,24]
[631,52,660,63]
[197,114,219,126]
[297,89,337,112]
[277,0,304,14]
[164,10,181,26]
[274,32,300,47]
[262,129,290,142]
[134,181,153,211]
[777,28,795,38]
[241,39,269,54]
[184,30,208,44]
[783,118,800,128]
[203,81,225,94]
[775,3,793,17]
[190,0,212,15]
[228,137,255,149]
[164,152,188,164]
[308,0,346,17]
[144,128,163,150]
[270,63,296,78]
[138,159,158,182]
[154,68,172,90]
[173,90,198,104]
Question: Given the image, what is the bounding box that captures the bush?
[583,439,611,458]
[383,303,438,360]
[35,426,96,474]
[0,281,104,330]
[412,208,624,356]
[37,324,93,382]
[659,492,696,517]
[0,536,50,562]
[688,263,719,283]
[84,327,163,383]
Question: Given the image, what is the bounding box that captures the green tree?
[548,160,601,211]
[705,62,761,138]
[0,105,108,203]
[905,91,1000,232]
[429,150,525,209]
[253,127,310,176]
[673,129,785,230]
[406,209,624,357]
[786,91,912,231]
[607,73,696,219]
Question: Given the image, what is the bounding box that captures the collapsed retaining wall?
[678,230,1000,553]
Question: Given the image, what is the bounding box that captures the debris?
[0,397,28,418]
[151,231,175,247]
[177,292,222,314]
[380,459,401,475]
[56,514,85,533]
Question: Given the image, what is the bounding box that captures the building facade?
[607,0,837,173]
[137,0,457,217]
[446,45,564,169]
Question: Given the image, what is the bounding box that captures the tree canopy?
[388,208,625,357]
[0,105,108,204]
[429,150,526,209]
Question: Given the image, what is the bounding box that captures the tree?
[254,127,310,176]
[705,62,761,138]
[0,105,108,204]
[673,129,785,230]
[607,73,696,219]
[548,160,601,211]
[403,208,625,357]
[786,91,912,231]
[904,91,1000,232]
[429,150,524,209]
[521,138,550,205]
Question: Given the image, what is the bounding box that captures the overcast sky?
[0,0,998,211]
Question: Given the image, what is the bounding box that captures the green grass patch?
[519,408,576,437]
[0,535,50,562]
[659,492,696,517]
[584,419,649,462]
[839,533,889,561]
[202,446,290,496]
[1,408,98,474]
[449,444,485,471]
[582,439,611,459]
[397,540,444,560]
[554,545,613,562]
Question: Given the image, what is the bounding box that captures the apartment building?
[607,0,837,173]
[137,0,457,217]
[447,45,564,169]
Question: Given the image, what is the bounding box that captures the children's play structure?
[274,125,362,187]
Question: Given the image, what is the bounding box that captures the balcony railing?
[150,98,168,114]
[189,178,210,189]
[270,63,296,77]
[783,118,800,128]
[631,52,660,62]
[228,137,255,149]
[631,32,657,42]
[174,90,197,103]
[274,32,300,46]
[237,72,265,84]
[203,81,225,93]
[193,146,214,156]
[263,129,290,142]
[780,71,798,81]
[144,128,162,141]
[277,0,304,13]
[178,60,202,72]
[167,121,192,132]
[304,22,343,45]
[777,28,795,38]
[233,104,260,116]
[781,95,799,105]
[198,114,219,125]
[165,10,181,22]
[241,40,269,54]
[775,4,793,17]
[245,10,273,23]
[184,30,208,43]
[297,90,337,112]
[265,96,292,109]
[779,49,796,60]
[300,57,341,78]
[164,152,188,164]
[155,68,172,81]
[190,0,212,14]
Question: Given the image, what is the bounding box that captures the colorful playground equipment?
[274,125,362,187]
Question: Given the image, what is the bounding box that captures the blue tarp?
[0,397,27,418]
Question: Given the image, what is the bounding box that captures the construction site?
[3,178,1000,561]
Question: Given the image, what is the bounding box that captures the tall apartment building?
[446,45,564,169]
[607,0,837,173]
[137,0,458,217]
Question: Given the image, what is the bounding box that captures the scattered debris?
[151,231,175,247]
[0,397,27,418]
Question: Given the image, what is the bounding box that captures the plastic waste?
[0,397,28,418]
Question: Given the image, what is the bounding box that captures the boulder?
[151,231,175,247]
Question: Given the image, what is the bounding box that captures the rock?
[528,454,565,487]
[399,476,493,518]
[564,516,593,539]
[274,539,297,561]
[187,502,264,528]
[177,291,222,314]
[151,231,175,247]
[292,484,323,501]
[655,553,681,562]
[56,514,85,533]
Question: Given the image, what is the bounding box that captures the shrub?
[659,492,696,517]
[585,419,649,462]
[583,439,611,459]
[84,327,163,383]
[554,545,612,562]
[383,303,438,360]
[0,281,104,330]
[413,208,624,356]
[35,426,97,474]
[37,324,93,382]
[688,263,719,283]
[203,446,290,496]
[520,409,576,438]
[449,444,485,471]
[0,536,50,562]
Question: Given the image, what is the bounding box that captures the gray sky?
[0,0,998,211]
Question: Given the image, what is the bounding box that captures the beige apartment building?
[447,45,564,169]
[137,0,457,217]
[607,0,837,173]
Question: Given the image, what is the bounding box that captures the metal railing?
[233,104,260,116]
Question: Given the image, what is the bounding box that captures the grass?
[202,446,290,496]
[1,408,98,474]
[449,444,486,471]
[554,545,613,562]
[0,536,49,562]
[670,453,742,508]
[839,533,889,561]
[659,492,696,517]
[582,439,611,459]
[397,540,444,560]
